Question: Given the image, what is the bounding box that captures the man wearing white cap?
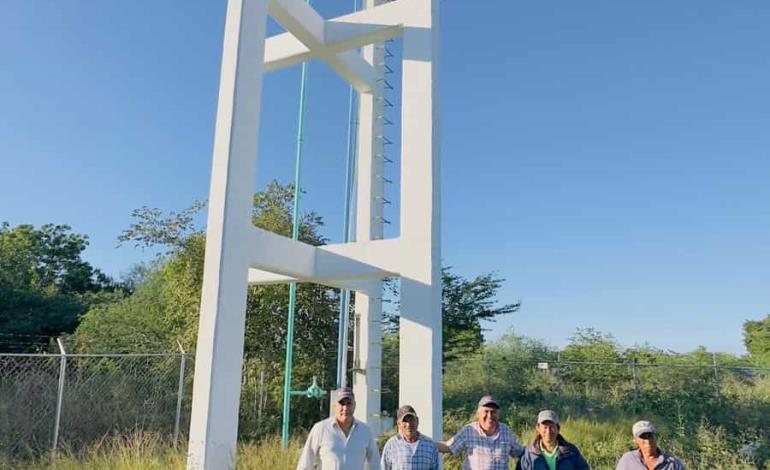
[516,410,590,470]
[381,405,440,470]
[436,395,524,469]
[615,420,685,470]
[297,387,380,470]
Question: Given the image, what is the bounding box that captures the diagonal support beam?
[267,0,379,92]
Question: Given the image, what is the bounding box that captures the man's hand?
[435,441,451,454]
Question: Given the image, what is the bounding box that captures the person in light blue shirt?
[381,405,440,470]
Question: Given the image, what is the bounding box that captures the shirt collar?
[634,448,665,464]
[539,440,559,457]
[397,432,423,443]
[330,417,357,431]
[472,422,500,439]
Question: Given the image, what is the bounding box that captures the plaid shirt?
[381,433,440,470]
[448,422,524,470]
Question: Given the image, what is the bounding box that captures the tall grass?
[0,433,304,470]
[4,418,765,470]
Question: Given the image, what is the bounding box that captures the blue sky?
[2,0,769,354]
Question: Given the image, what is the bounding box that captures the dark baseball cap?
[396,405,418,421]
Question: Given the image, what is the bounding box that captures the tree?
[0,223,118,351]
[744,314,770,364]
[0,223,112,294]
[75,181,341,434]
[441,268,520,361]
[380,268,519,417]
[559,328,627,393]
[385,268,519,362]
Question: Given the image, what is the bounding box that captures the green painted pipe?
[281,24,310,447]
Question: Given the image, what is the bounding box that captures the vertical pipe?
[52,337,67,456]
[281,34,311,447]
[336,289,352,388]
[174,341,187,444]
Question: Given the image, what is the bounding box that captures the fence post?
[555,351,562,399]
[631,358,639,395]
[258,365,265,428]
[174,340,187,444]
[52,337,67,457]
[712,352,720,395]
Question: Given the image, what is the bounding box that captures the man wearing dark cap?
[516,410,590,470]
[436,395,524,469]
[615,420,686,470]
[297,387,380,470]
[381,405,440,470]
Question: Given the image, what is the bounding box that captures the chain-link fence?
[0,347,192,458]
[439,352,770,436]
[4,340,770,461]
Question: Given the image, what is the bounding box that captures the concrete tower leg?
[186,0,269,468]
[398,0,441,439]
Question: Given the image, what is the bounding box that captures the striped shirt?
[447,422,524,470]
[381,433,440,470]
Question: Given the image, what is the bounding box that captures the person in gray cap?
[615,420,686,470]
[436,395,524,469]
[516,410,590,470]
[297,387,380,470]
[381,405,440,470]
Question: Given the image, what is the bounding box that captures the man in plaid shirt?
[381,405,440,470]
[437,395,525,470]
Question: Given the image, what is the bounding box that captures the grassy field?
[2,418,766,470]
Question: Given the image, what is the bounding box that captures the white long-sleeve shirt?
[297,417,381,470]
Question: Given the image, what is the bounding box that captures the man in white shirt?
[297,387,381,470]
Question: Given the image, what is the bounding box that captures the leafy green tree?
[0,223,118,351]
[441,268,520,362]
[74,182,340,435]
[0,223,112,294]
[385,268,520,362]
[381,269,519,417]
[744,314,770,364]
[559,328,628,395]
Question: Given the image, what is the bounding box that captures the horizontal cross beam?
[264,0,412,91]
[247,227,400,285]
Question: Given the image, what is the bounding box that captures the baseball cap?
[335,387,354,403]
[632,420,656,438]
[396,405,418,421]
[537,410,560,425]
[477,395,500,409]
